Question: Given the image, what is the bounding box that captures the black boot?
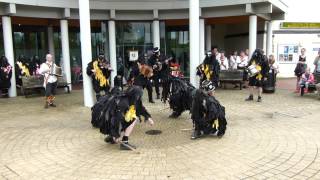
[156,94,160,99]
[257,96,262,102]
[120,136,136,150]
[245,95,253,101]
[149,99,155,103]
[104,136,116,144]
[169,111,181,118]
[191,130,202,140]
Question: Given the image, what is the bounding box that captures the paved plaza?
[0,84,320,180]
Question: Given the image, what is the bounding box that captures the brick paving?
[0,83,320,179]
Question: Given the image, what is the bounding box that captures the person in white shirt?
[212,47,221,60]
[218,51,229,70]
[39,54,58,108]
[229,51,239,70]
[236,51,248,69]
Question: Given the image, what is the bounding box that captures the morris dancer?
[191,80,227,139]
[129,59,154,103]
[197,51,220,87]
[245,49,269,102]
[86,54,112,101]
[96,86,154,150]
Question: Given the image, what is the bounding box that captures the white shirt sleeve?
[39,63,49,75]
[225,58,229,69]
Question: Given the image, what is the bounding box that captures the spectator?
[212,46,221,60]
[268,54,280,74]
[300,67,314,95]
[0,56,12,98]
[313,49,320,75]
[294,48,307,93]
[245,49,249,57]
[237,51,248,69]
[218,51,229,70]
[229,51,239,70]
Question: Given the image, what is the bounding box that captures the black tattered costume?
[197,53,220,87]
[191,85,227,139]
[247,50,269,88]
[129,61,154,102]
[91,86,151,149]
[162,77,196,118]
[86,58,112,100]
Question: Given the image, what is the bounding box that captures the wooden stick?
[119,141,141,154]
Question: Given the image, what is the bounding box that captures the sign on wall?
[277,44,299,64]
[129,51,139,61]
[280,22,320,29]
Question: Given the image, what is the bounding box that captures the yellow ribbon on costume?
[202,64,213,80]
[125,105,137,122]
[17,62,30,77]
[251,61,263,80]
[93,60,109,87]
[212,119,219,129]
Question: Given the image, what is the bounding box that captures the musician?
[86,54,112,101]
[148,47,162,100]
[245,49,269,102]
[129,58,154,103]
[0,56,12,98]
[15,55,30,87]
[191,80,227,139]
[197,51,220,87]
[39,54,59,108]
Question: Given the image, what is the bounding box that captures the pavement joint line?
[3,164,20,176]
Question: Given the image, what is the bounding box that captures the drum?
[247,64,259,77]
[52,65,62,77]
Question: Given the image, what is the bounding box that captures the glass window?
[116,21,154,77]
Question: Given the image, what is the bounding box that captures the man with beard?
[39,54,59,108]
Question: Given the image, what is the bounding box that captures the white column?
[205,25,212,52]
[189,0,200,87]
[199,18,205,64]
[152,20,160,48]
[79,0,95,107]
[2,16,16,97]
[249,15,257,57]
[266,21,273,56]
[47,26,55,59]
[60,19,72,91]
[108,20,117,87]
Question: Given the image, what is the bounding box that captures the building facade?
[270,0,320,77]
[0,0,287,106]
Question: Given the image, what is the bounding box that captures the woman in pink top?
[299,67,314,95]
